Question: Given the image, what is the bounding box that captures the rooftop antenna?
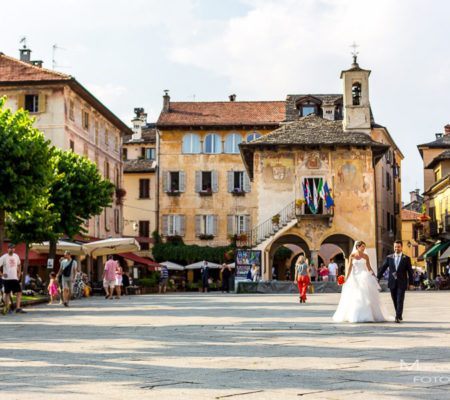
[52,44,69,70]
[19,36,27,48]
[350,42,359,65]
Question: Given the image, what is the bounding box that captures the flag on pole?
[317,178,325,200]
[298,181,307,205]
[305,179,314,213]
[324,181,335,210]
[312,179,318,214]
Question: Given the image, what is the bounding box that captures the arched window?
[246,133,261,142]
[204,133,222,154]
[352,82,361,105]
[225,133,242,154]
[182,133,201,154]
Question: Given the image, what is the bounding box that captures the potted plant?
[167,187,180,196]
[199,233,214,240]
[199,187,213,196]
[115,188,126,205]
[272,214,280,225]
[231,188,245,196]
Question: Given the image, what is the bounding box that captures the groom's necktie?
[395,255,400,270]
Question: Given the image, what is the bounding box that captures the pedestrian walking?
[114,263,123,299]
[159,266,169,294]
[294,255,311,303]
[309,262,317,282]
[102,255,117,299]
[0,244,26,314]
[327,259,338,282]
[47,272,58,304]
[200,261,209,292]
[57,251,77,307]
[221,263,232,293]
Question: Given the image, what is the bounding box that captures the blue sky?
[1,0,449,201]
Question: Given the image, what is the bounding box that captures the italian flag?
[317,178,325,201]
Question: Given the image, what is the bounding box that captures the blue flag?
[324,181,334,210]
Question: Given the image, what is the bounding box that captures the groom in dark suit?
[377,240,414,323]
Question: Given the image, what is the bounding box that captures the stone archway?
[267,234,311,280]
[320,233,356,274]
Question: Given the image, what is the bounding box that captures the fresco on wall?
[297,151,329,170]
[261,153,294,190]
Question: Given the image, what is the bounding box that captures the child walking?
[48,272,58,304]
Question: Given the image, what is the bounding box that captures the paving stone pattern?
[0,292,449,399]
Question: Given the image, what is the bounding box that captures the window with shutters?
[142,147,155,160]
[170,172,180,191]
[224,133,242,154]
[83,111,89,129]
[115,168,120,187]
[69,100,74,120]
[139,179,150,199]
[386,171,391,191]
[95,122,99,145]
[114,209,120,234]
[25,94,39,113]
[139,220,150,237]
[163,171,185,194]
[122,148,128,160]
[69,140,74,152]
[234,172,244,191]
[228,171,250,194]
[182,134,201,154]
[202,215,214,235]
[202,172,212,191]
[168,215,181,236]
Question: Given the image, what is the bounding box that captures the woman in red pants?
[294,255,311,303]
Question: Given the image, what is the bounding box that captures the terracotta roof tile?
[0,53,72,82]
[402,209,422,221]
[425,149,450,169]
[157,101,285,127]
[123,159,156,173]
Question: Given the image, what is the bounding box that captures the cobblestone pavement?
[0,292,449,399]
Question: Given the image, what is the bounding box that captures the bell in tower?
[340,44,372,134]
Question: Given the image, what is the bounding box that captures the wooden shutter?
[212,170,219,192]
[213,215,219,236]
[227,215,234,235]
[162,215,169,236]
[162,171,169,192]
[195,171,201,192]
[195,215,202,236]
[38,94,46,113]
[179,215,186,236]
[82,110,86,128]
[243,171,251,192]
[244,214,251,235]
[179,171,186,192]
[17,94,25,110]
[227,171,234,192]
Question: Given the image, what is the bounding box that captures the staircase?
[251,201,297,249]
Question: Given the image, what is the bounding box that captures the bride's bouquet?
[337,275,345,285]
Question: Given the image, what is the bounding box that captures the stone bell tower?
[340,49,371,134]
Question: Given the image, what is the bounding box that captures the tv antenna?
[350,42,359,63]
[52,44,70,70]
[19,36,27,48]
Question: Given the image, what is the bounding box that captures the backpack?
[63,259,74,277]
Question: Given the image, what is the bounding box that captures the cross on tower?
[350,42,359,64]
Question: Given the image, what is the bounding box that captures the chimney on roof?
[19,45,31,63]
[229,94,236,102]
[435,133,443,139]
[131,107,145,140]
[410,189,421,203]
[162,90,170,112]
[31,60,43,68]
[444,124,450,136]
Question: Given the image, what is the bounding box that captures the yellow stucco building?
[401,209,426,268]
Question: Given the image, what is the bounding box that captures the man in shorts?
[102,255,117,299]
[1,244,26,314]
[57,251,77,307]
[159,266,169,294]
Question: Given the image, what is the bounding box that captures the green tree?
[47,149,115,260]
[0,96,54,252]
[6,199,60,284]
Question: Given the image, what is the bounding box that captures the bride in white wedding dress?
[333,240,394,323]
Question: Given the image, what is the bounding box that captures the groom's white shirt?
[394,253,403,270]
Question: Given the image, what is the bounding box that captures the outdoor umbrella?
[82,238,140,257]
[31,240,86,256]
[160,261,185,271]
[184,260,222,269]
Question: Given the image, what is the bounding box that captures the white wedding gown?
[333,258,394,323]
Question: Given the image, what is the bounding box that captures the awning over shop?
[438,245,450,262]
[119,252,162,270]
[82,238,140,257]
[160,261,185,271]
[423,241,450,258]
[31,241,85,256]
[185,260,222,269]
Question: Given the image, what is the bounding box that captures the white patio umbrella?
[184,260,222,269]
[226,262,236,268]
[31,241,85,256]
[82,238,140,257]
[160,261,185,271]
